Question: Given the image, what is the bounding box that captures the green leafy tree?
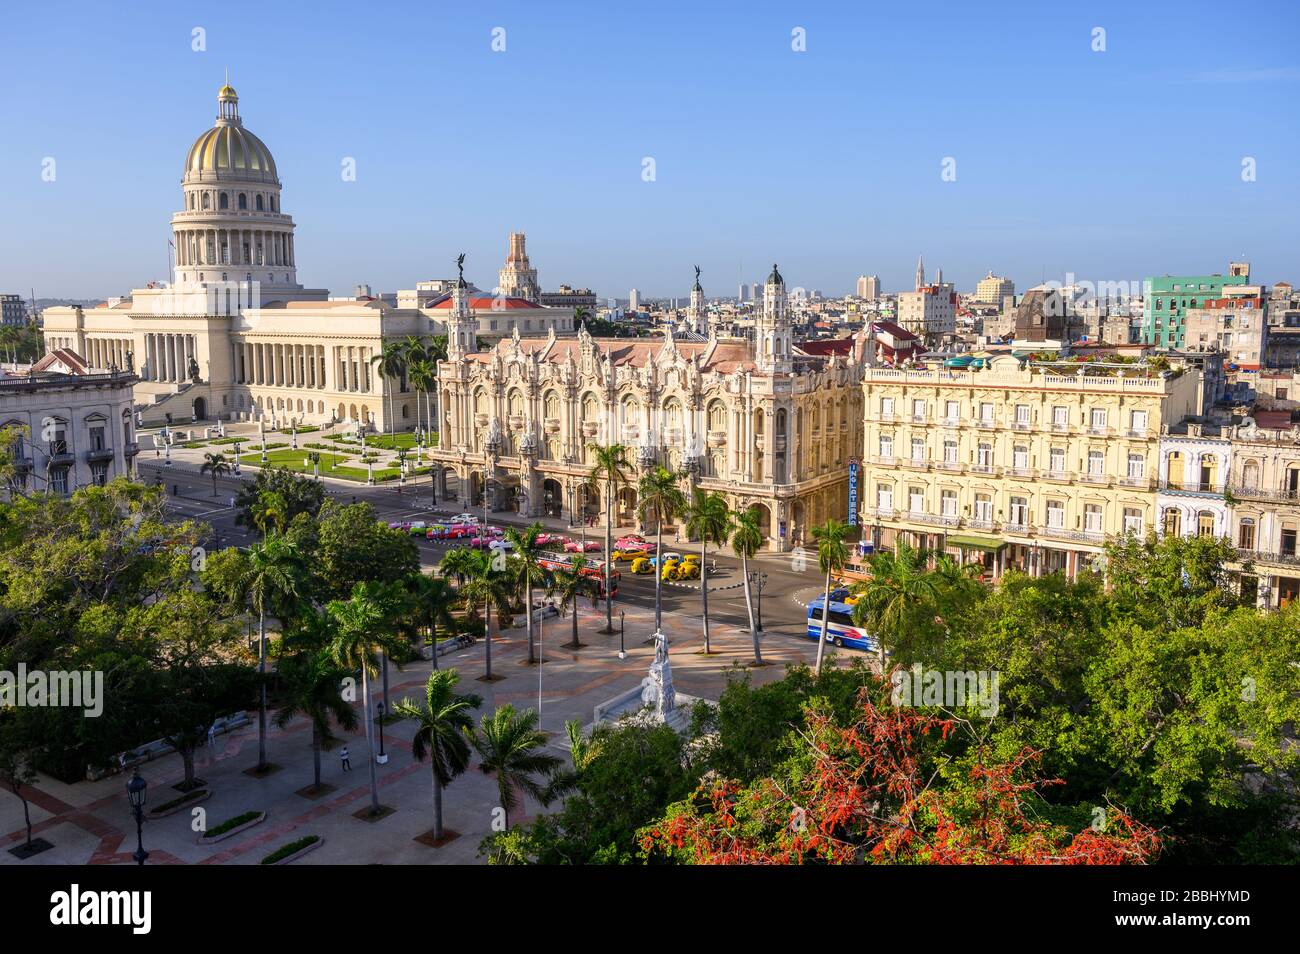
[275,611,360,792]
[394,669,482,842]
[234,466,324,534]
[403,571,457,668]
[316,500,420,602]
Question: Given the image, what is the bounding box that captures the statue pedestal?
[589,630,708,735]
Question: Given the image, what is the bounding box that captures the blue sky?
[1,0,1297,300]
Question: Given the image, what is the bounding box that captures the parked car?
[630,556,654,575]
[535,533,566,547]
[615,534,646,549]
[450,513,480,526]
[564,539,602,553]
[612,543,651,561]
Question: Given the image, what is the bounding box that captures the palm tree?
[404,572,457,669]
[407,357,436,441]
[327,581,405,815]
[249,489,289,540]
[552,554,593,649]
[637,465,688,634]
[458,548,512,681]
[470,704,562,829]
[587,443,631,634]
[810,518,853,676]
[439,546,477,587]
[393,669,482,843]
[505,522,551,664]
[244,535,308,771]
[730,505,766,663]
[852,542,976,668]
[199,451,230,497]
[685,490,733,656]
[370,343,408,437]
[274,639,359,792]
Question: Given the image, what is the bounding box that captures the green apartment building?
[1144,262,1250,348]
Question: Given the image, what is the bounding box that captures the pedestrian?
[340,746,351,772]
[207,724,217,749]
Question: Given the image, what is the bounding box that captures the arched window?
[1197,511,1216,537]
[202,193,211,210]
[1239,517,1256,549]
[256,195,264,211]
[1241,459,1260,489]
[543,390,560,422]
[238,193,247,210]
[219,193,229,210]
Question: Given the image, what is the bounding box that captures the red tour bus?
[537,555,620,599]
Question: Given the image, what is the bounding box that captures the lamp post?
[232,440,242,475]
[618,610,626,659]
[375,701,388,764]
[126,769,148,866]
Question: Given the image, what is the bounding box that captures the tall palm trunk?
[433,773,445,841]
[361,666,379,813]
[257,606,268,770]
[700,537,710,653]
[483,599,493,679]
[311,724,322,789]
[565,594,581,649]
[602,483,614,633]
[739,551,762,664]
[525,577,536,664]
[814,569,832,676]
[429,616,439,670]
[654,507,664,633]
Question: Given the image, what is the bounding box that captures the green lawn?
[326,431,437,451]
[238,448,433,483]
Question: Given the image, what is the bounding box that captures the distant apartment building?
[1183,288,1267,371]
[1,295,28,326]
[539,285,598,312]
[628,288,640,312]
[896,283,956,342]
[974,272,1014,305]
[1143,262,1250,348]
[856,275,882,299]
[858,352,1201,580]
[497,232,541,302]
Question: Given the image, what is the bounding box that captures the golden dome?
[185,124,277,180]
[184,85,278,182]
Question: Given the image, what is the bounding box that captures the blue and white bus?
[806,595,879,653]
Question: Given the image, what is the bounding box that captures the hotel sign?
[847,457,860,526]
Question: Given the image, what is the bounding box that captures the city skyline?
[1,0,1298,300]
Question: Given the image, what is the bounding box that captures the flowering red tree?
[642,699,1160,865]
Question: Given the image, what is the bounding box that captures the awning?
[945,534,1006,552]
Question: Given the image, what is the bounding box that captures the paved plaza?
[0,599,826,866]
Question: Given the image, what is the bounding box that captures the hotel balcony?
[965,518,997,532]
[1042,469,1073,483]
[1226,484,1299,503]
[124,442,140,457]
[1011,421,1032,432]
[1079,472,1111,487]
[1050,422,1072,433]
[1005,466,1035,479]
[911,414,927,424]
[707,430,727,448]
[870,455,898,466]
[970,463,1000,475]
[544,418,562,434]
[901,457,930,471]
[1003,521,1035,536]
[934,460,964,473]
[1088,425,1111,436]
[941,417,961,428]
[976,419,998,430]
[1039,526,1106,545]
[86,447,116,463]
[1159,479,1226,496]
[1126,428,1150,439]
[580,421,599,438]
[1236,547,1300,569]
[862,506,897,520]
[1118,475,1151,489]
[907,512,959,528]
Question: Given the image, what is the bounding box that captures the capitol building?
[41,84,574,432]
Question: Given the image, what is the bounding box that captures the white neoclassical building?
[1156,426,1233,540]
[41,83,575,431]
[429,266,867,550]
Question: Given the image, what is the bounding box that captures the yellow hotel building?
[858,354,1202,578]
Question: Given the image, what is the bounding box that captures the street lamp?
[232,440,242,475]
[749,571,768,633]
[618,610,626,659]
[126,769,148,866]
[376,701,388,764]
